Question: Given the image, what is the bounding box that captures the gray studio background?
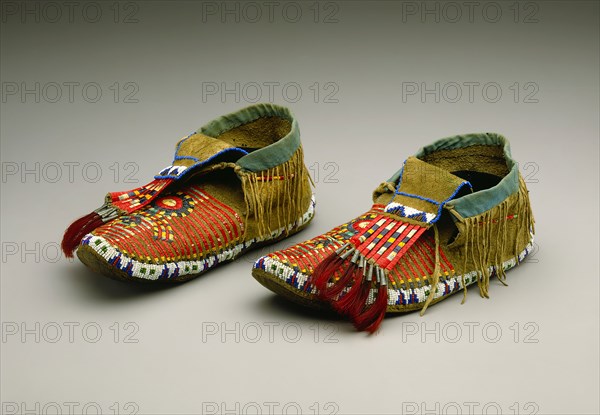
[1,1,598,414]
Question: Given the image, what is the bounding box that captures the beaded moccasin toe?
[252,133,535,333]
[63,104,315,282]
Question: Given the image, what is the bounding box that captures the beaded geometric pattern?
[93,185,244,263]
[349,214,427,271]
[383,202,437,224]
[253,204,534,306]
[110,179,172,213]
[155,165,188,179]
[82,195,316,280]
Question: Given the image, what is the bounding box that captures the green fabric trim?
[198,103,300,172]
[387,133,519,218]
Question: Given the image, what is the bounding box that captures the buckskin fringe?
[238,147,310,240]
[451,174,535,301]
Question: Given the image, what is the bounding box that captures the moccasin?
[252,133,534,332]
[63,104,315,282]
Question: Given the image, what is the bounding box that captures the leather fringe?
[238,146,310,240]
[454,174,535,302]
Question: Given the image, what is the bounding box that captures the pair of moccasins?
[63,104,535,333]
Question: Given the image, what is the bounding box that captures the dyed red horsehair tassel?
[312,214,428,333]
[311,157,472,332]
[61,176,175,257]
[61,203,119,258]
